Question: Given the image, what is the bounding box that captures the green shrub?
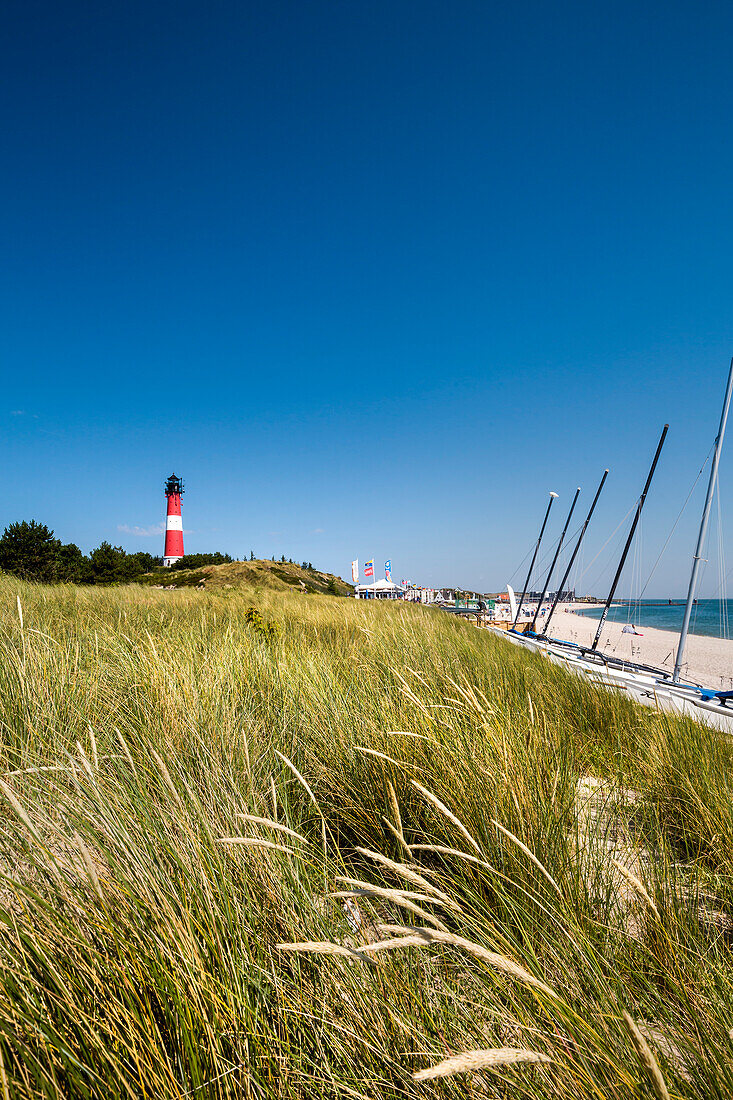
[244,605,279,640]
[170,552,232,570]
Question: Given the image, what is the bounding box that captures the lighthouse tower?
[162,473,185,567]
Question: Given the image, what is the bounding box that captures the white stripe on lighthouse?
[166,515,183,531]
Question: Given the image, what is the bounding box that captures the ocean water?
[574,598,733,639]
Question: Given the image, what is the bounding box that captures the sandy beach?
[543,603,733,689]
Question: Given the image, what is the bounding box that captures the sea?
[574,598,733,640]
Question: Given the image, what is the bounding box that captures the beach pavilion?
[354,579,406,600]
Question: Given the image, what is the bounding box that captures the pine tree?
[0,520,61,582]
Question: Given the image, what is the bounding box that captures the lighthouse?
[162,473,185,567]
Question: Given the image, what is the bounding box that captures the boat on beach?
[499,358,733,728]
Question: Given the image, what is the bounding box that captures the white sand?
[545,603,733,689]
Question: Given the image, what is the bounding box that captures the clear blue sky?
[3,0,733,595]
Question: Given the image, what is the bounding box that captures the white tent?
[354,578,405,599]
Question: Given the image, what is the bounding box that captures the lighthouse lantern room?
[163,473,185,567]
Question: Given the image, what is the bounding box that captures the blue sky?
[3,0,733,594]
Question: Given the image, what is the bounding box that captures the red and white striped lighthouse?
[162,473,185,567]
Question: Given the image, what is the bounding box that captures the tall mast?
[512,491,558,629]
[529,487,581,633]
[673,359,733,682]
[591,425,668,651]
[542,469,608,636]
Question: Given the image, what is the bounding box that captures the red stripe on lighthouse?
[164,493,184,559]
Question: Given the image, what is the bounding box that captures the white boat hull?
[495,629,733,730]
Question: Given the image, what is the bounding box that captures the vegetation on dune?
[0,577,732,1096]
[0,525,347,594]
[148,557,354,595]
[170,552,234,570]
[0,521,161,584]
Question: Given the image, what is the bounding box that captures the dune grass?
[0,576,732,1096]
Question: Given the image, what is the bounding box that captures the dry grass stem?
[236,814,307,842]
[381,815,411,855]
[386,731,443,748]
[611,859,660,919]
[377,924,559,998]
[355,747,417,770]
[274,749,322,815]
[0,1044,9,1100]
[74,833,103,900]
[150,749,183,807]
[493,820,563,897]
[359,935,431,953]
[88,724,98,771]
[333,878,452,907]
[115,729,137,774]
[622,1011,671,1100]
[391,670,432,717]
[409,844,491,869]
[387,781,404,842]
[2,766,69,778]
[414,1046,552,1081]
[410,780,483,854]
[217,837,296,854]
[330,886,450,931]
[354,847,453,902]
[334,871,457,915]
[275,941,372,962]
[0,781,42,843]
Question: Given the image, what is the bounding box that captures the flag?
[351,559,359,583]
[384,559,391,581]
[364,560,374,578]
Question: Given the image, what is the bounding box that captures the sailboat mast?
[542,469,608,636]
[673,359,733,682]
[529,487,581,632]
[512,491,558,628]
[590,425,668,651]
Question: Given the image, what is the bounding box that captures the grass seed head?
[276,941,373,963]
[414,1046,552,1081]
[377,924,559,998]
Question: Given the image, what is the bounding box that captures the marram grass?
[0,576,732,1095]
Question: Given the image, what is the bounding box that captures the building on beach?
[354,579,406,599]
